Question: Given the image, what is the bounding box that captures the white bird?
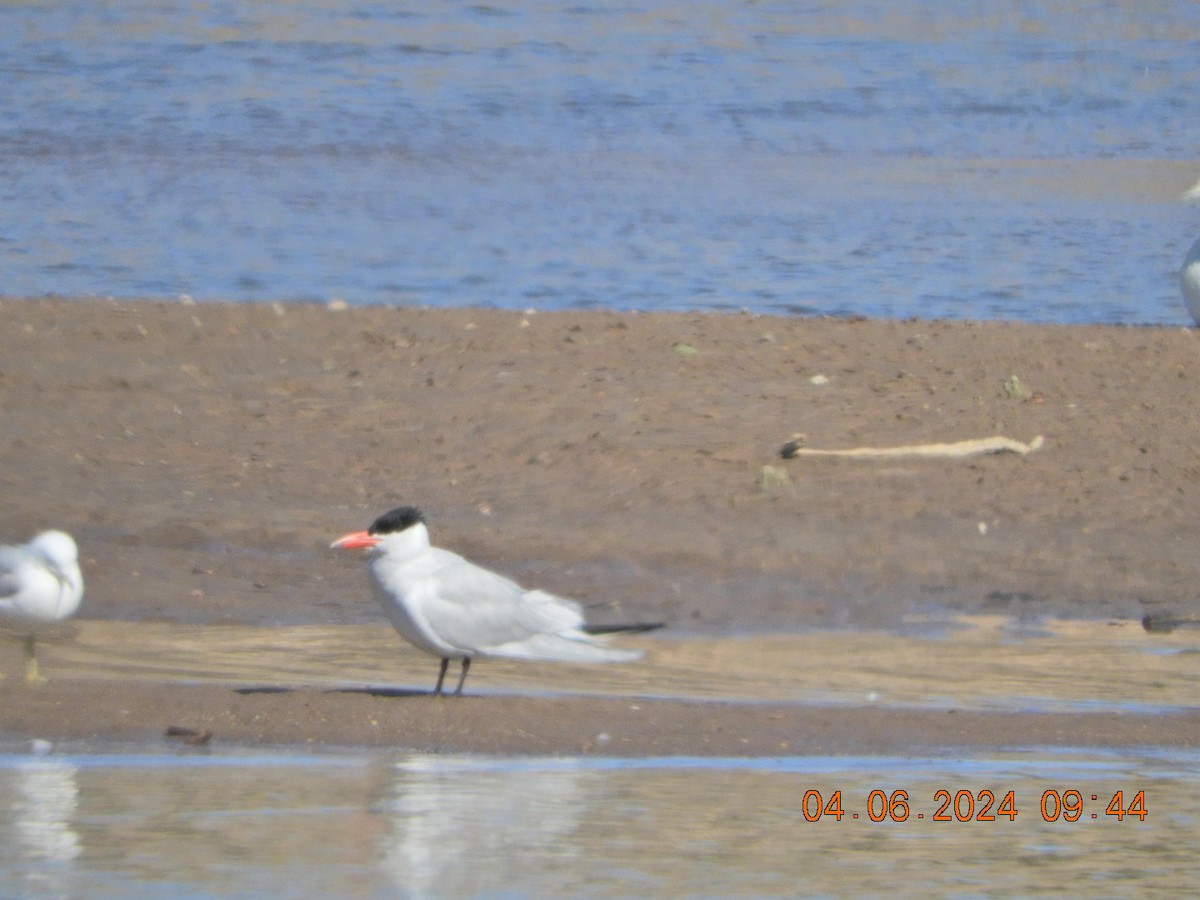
[1181,238,1200,326]
[1181,180,1200,327]
[331,506,657,695]
[0,530,84,684]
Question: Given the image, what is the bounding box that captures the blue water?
[2,1,1199,323]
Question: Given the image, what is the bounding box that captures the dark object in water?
[165,725,213,746]
[1141,613,1200,634]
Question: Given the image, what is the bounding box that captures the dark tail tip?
[584,622,666,636]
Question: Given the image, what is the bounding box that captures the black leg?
[452,657,471,696]
[433,658,449,695]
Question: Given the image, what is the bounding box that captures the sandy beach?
[1,297,1197,752]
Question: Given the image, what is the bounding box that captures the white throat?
[372,521,432,563]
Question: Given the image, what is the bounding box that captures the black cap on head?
[368,506,426,536]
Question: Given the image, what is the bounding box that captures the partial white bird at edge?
[0,530,84,684]
[1180,178,1200,327]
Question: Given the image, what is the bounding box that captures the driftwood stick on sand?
[780,434,1045,460]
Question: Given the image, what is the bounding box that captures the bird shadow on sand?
[331,686,431,698]
[232,685,430,698]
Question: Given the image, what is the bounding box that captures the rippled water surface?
[1,748,1197,897]
[3,1,1200,322]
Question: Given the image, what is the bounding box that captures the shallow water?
[0,747,1196,897]
[3,617,1197,894]
[11,614,1197,715]
[2,1,1199,323]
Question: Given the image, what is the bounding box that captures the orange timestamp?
[801,789,1147,823]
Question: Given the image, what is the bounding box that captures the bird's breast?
[368,563,462,658]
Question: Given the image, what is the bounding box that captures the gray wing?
[0,545,24,598]
[424,550,585,653]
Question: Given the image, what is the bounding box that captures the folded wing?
[423,555,640,662]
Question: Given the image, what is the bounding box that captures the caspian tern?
[331,506,656,696]
[0,530,84,684]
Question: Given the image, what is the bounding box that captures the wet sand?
[1,297,1198,753]
[3,616,1197,754]
[4,676,1197,757]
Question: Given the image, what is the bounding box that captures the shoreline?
[5,678,1197,757]
[2,296,1197,753]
